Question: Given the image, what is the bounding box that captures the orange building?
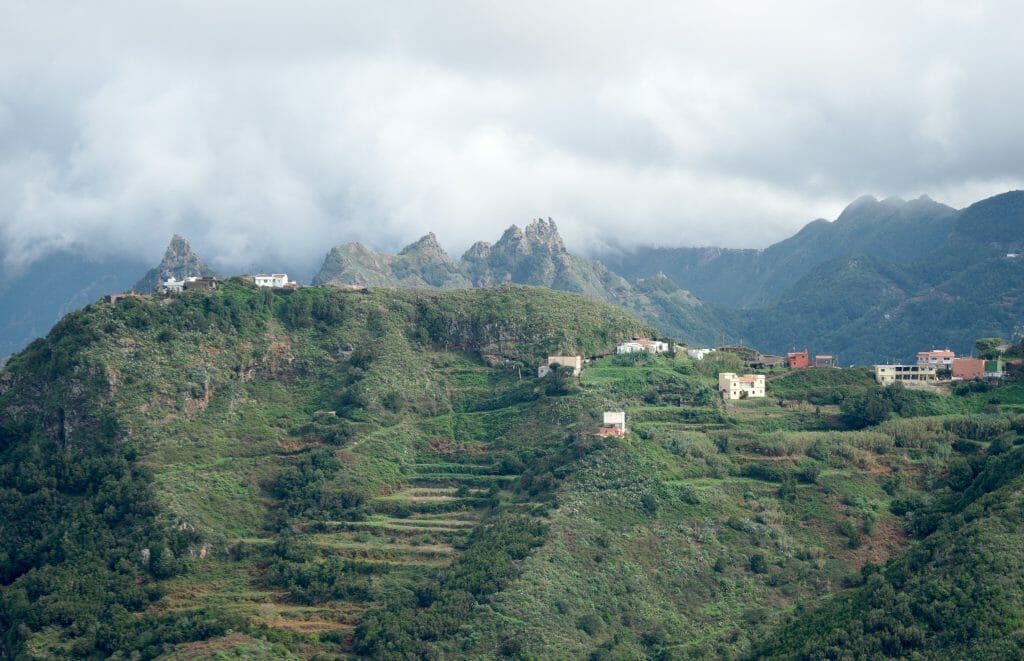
[787,349,810,369]
[952,358,985,380]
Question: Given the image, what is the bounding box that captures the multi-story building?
[787,350,809,369]
[718,373,766,399]
[917,349,955,369]
[874,364,938,384]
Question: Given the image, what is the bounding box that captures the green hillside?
[2,283,1023,658]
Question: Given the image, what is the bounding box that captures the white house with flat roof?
[617,338,669,354]
[253,274,291,288]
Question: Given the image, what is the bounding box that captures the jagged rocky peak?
[399,232,448,258]
[157,235,212,276]
[132,234,216,293]
[462,240,493,262]
[493,217,567,256]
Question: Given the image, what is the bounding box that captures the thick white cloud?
[1,0,1022,272]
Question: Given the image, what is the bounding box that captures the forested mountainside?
[3,281,1024,658]
[735,191,1024,363]
[600,194,958,309]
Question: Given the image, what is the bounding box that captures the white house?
[158,278,185,293]
[538,355,583,378]
[687,348,714,361]
[617,338,669,354]
[718,372,766,400]
[596,411,627,436]
[253,273,291,288]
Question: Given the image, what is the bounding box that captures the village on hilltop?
[533,336,1017,436]
[101,273,1017,438]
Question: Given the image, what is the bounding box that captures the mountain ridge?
[314,218,727,346]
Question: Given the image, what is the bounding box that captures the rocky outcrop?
[132,235,217,293]
[314,233,470,288]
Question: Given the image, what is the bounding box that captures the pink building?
[917,349,955,369]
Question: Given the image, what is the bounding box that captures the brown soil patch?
[428,437,453,453]
[863,462,893,475]
[277,437,322,451]
[171,632,265,655]
[849,516,907,568]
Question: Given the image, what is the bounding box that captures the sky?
[2,1,1023,273]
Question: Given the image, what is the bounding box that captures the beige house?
[538,355,583,378]
[874,364,938,384]
[718,372,766,400]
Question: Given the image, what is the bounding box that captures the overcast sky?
[2,1,1023,272]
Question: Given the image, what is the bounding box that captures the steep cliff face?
[132,235,218,293]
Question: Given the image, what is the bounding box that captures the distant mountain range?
[2,191,1022,363]
[599,194,959,308]
[313,218,727,346]
[312,192,1024,364]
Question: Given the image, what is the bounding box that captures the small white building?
[158,278,185,293]
[538,355,583,378]
[718,372,766,400]
[687,348,714,361]
[253,273,291,288]
[617,338,669,354]
[596,411,627,436]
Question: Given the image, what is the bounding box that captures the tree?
[975,337,1003,359]
[841,390,893,429]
